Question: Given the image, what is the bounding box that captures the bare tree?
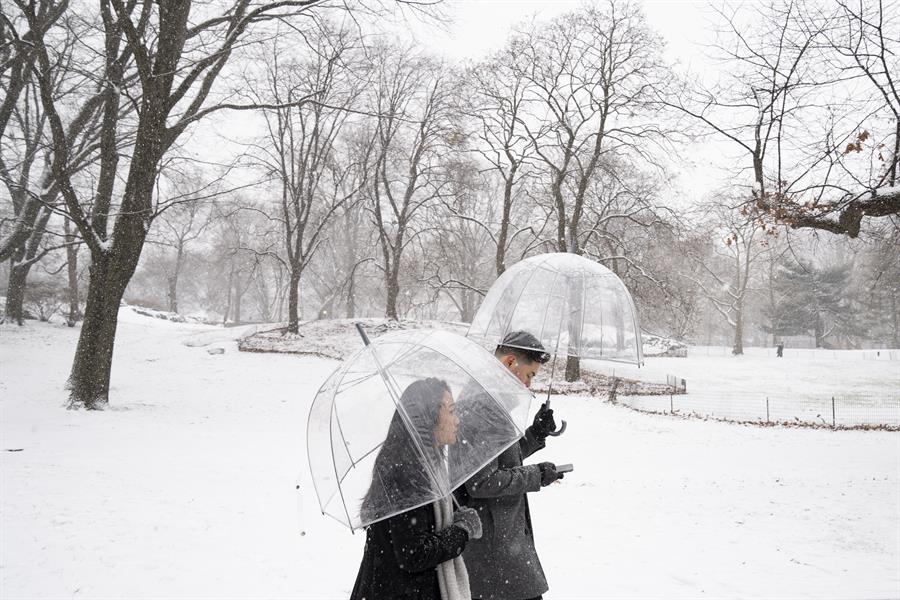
[504,1,671,379]
[667,0,899,238]
[1,9,105,323]
[424,155,494,322]
[249,21,367,333]
[14,0,420,408]
[146,171,213,314]
[686,201,775,355]
[63,215,83,326]
[458,39,537,276]
[303,127,382,321]
[518,0,669,256]
[368,44,452,320]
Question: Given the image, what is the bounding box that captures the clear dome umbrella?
[307,326,535,531]
[467,252,643,369]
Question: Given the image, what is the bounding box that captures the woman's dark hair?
[359,377,451,524]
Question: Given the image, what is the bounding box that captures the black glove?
[538,462,564,486]
[531,401,557,439]
[452,506,482,540]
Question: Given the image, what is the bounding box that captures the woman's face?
[433,390,459,447]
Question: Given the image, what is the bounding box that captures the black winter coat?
[460,428,548,600]
[350,502,470,600]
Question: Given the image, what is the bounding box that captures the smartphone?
[556,463,574,473]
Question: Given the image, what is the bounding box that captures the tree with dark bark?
[1,8,105,324]
[15,0,417,409]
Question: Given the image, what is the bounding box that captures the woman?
[351,377,482,600]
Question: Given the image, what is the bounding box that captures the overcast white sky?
[412,0,715,69]
[396,0,735,204]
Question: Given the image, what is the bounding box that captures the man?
[459,330,564,600]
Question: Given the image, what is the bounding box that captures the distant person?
[776,341,784,358]
[458,330,563,600]
[352,378,482,600]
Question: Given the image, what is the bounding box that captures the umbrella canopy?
[307,328,534,531]
[467,252,643,365]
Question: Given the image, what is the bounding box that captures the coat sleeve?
[465,454,542,498]
[519,426,546,459]
[388,504,469,573]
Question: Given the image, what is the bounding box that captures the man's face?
[500,353,541,389]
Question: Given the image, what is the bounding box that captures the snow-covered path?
[2,313,898,599]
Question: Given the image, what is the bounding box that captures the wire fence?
[686,346,899,360]
[614,390,900,430]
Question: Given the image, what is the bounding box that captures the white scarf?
[433,495,472,600]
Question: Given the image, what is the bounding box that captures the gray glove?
[452,506,482,540]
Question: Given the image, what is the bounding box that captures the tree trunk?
[385,258,399,320]
[67,255,131,409]
[564,275,585,382]
[256,275,271,323]
[4,205,52,325]
[385,278,399,320]
[346,268,356,318]
[222,264,234,325]
[287,270,301,334]
[461,290,475,323]
[814,314,825,348]
[234,273,243,326]
[5,261,31,326]
[496,169,515,276]
[166,244,184,314]
[564,355,580,382]
[891,291,899,349]
[166,276,178,313]
[64,217,81,326]
[732,300,744,355]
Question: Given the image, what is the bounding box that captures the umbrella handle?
[355,322,371,346]
[546,419,567,437]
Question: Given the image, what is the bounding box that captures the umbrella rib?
[329,396,355,529]
[497,263,545,344]
[334,404,354,465]
[306,397,324,514]
[346,441,384,472]
[578,268,588,359]
[629,292,644,366]
[307,364,351,516]
[536,269,564,348]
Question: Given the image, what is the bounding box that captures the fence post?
[766,397,770,424]
[832,396,836,429]
[670,393,674,414]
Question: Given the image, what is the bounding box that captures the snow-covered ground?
[593,349,900,427]
[1,311,899,599]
